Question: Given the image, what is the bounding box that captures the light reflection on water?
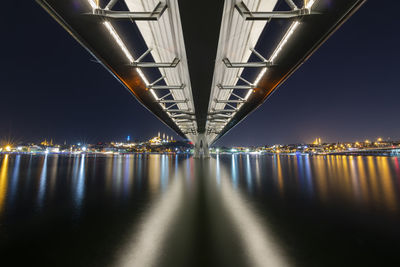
[222,154,400,213]
[0,153,399,217]
[0,153,400,266]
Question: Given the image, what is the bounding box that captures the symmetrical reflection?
[1,153,400,266]
[0,153,399,217]
[117,156,188,267]
[212,156,290,267]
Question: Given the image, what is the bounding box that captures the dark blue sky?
[1,1,399,146]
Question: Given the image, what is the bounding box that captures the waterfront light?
[5,146,11,152]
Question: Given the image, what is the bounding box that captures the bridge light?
[137,69,149,86]
[88,0,98,9]
[150,89,158,100]
[103,21,134,63]
[244,89,253,100]
[305,0,316,9]
[254,68,266,86]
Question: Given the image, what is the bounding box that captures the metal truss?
[223,47,274,68]
[209,48,261,136]
[89,1,167,21]
[147,75,192,135]
[235,1,315,21]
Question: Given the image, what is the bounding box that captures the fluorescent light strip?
[88,0,98,9]
[253,0,317,86]
[137,69,150,86]
[253,21,299,86]
[103,21,158,100]
[254,68,266,86]
[104,21,134,63]
[244,89,253,100]
[270,21,300,62]
[306,0,316,9]
[150,89,158,100]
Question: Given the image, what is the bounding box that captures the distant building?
[149,136,162,146]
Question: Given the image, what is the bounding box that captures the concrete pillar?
[193,133,210,158]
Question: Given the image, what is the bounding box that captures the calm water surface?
[1,153,400,266]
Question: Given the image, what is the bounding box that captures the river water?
[1,153,400,266]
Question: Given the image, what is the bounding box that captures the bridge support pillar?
[193,133,210,158]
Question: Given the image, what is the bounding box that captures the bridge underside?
[37,0,365,146]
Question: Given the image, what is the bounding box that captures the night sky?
[1,1,399,146]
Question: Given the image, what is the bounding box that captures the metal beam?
[223,58,273,68]
[149,84,186,90]
[105,0,119,10]
[208,119,229,123]
[164,109,192,113]
[215,99,245,104]
[175,119,195,123]
[208,111,236,115]
[235,1,313,20]
[217,84,254,90]
[130,58,180,68]
[170,114,195,119]
[89,2,167,21]
[208,114,232,119]
[157,99,187,104]
[159,92,172,100]
[149,76,165,86]
[284,0,298,10]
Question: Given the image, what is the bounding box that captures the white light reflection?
[75,155,86,208]
[246,154,253,192]
[116,166,185,267]
[303,155,314,196]
[214,157,290,267]
[37,155,48,209]
[231,154,238,188]
[9,155,21,205]
[160,155,169,191]
[113,155,123,196]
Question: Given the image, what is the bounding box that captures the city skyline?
[1,1,399,146]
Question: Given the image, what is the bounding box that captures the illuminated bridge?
[37,0,365,157]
